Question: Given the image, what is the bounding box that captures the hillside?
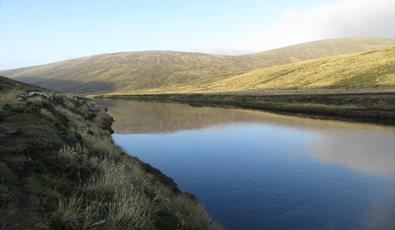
[0,76,219,229]
[205,47,395,92]
[2,38,394,95]
[243,37,395,66]
[99,47,395,94]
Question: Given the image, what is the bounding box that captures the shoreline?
[94,92,395,126]
[0,76,220,229]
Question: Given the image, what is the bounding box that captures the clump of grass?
[106,187,154,229]
[52,149,156,229]
[53,194,83,227]
[81,132,118,157]
[169,196,220,230]
[39,108,53,119]
[58,145,77,161]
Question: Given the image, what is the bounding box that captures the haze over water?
[97,99,395,230]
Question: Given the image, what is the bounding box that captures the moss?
[155,209,181,230]
[0,162,19,216]
[32,222,49,230]
[27,195,41,208]
[0,162,17,184]
[2,154,29,171]
[0,181,19,215]
[24,176,47,195]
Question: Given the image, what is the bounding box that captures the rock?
[26,91,51,99]
[4,129,20,135]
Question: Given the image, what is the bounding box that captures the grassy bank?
[96,92,395,125]
[0,76,220,230]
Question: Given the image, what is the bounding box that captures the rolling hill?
[2,38,394,95]
[206,47,395,92]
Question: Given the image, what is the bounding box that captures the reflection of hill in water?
[97,99,285,133]
[96,99,395,176]
[96,99,393,134]
[311,131,395,176]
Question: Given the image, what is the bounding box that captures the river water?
[96,99,395,230]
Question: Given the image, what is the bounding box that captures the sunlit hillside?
[205,47,395,92]
[2,38,394,95]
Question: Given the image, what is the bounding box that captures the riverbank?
[0,76,219,229]
[95,92,395,125]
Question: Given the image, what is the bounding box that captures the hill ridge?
[2,38,394,94]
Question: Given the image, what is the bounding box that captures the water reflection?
[311,131,395,176]
[361,195,395,230]
[97,99,395,176]
[96,99,395,229]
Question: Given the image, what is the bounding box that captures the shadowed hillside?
[0,76,219,229]
[2,38,394,95]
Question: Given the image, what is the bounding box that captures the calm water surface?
[97,99,395,230]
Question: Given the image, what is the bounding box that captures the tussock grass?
[106,187,153,228]
[0,76,220,229]
[53,194,83,227]
[52,145,220,229]
[53,148,156,229]
[58,145,78,160]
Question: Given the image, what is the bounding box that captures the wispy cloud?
[244,0,394,52]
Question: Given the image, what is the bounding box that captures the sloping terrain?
[2,38,394,95]
[205,47,395,92]
[243,37,394,66]
[0,76,219,229]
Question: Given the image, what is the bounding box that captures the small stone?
[27,91,51,99]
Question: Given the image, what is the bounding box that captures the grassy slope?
[0,76,219,230]
[106,47,395,93]
[204,47,395,92]
[2,38,394,94]
[243,37,395,65]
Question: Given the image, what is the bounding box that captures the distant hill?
[205,47,395,92]
[244,37,395,66]
[2,38,394,94]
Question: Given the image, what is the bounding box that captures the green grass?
[2,38,394,95]
[0,76,220,229]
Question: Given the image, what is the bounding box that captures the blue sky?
[0,0,393,69]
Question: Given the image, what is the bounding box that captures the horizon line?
[1,36,394,71]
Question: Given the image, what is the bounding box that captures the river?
[96,99,395,230]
